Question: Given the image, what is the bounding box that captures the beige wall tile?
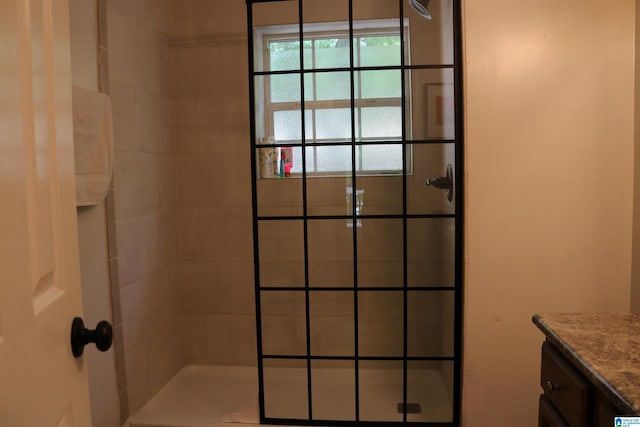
[180,263,216,314]
[107,0,134,21]
[195,154,225,208]
[260,291,305,317]
[172,127,198,154]
[113,325,127,393]
[148,322,184,394]
[108,0,181,415]
[175,154,201,208]
[180,261,254,315]
[124,342,151,414]
[134,0,172,37]
[182,313,206,363]
[149,268,181,328]
[141,212,177,275]
[199,209,253,262]
[261,314,306,356]
[357,219,403,262]
[137,91,171,153]
[171,0,246,38]
[172,99,197,128]
[259,261,305,288]
[172,43,247,99]
[358,261,403,288]
[109,80,139,151]
[308,261,353,287]
[309,315,354,357]
[115,217,143,286]
[177,209,201,260]
[120,279,153,352]
[307,220,353,262]
[204,314,257,365]
[113,151,163,218]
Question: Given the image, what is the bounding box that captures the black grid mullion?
[398,0,409,423]
[246,3,268,422]
[348,0,360,421]
[452,0,464,424]
[297,0,314,421]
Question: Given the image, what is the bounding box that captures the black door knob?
[70,317,113,358]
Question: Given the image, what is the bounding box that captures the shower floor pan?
[127,365,452,427]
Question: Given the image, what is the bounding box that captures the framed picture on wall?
[426,83,455,139]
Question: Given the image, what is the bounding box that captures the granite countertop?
[533,313,640,415]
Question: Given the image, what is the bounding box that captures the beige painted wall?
[631,1,640,313]
[463,0,634,424]
[69,1,121,426]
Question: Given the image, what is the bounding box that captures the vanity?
[533,313,640,426]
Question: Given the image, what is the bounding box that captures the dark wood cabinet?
[538,340,626,427]
[539,395,569,427]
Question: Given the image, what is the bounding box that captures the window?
[256,20,411,176]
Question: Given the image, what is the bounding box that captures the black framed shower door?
[246,0,463,425]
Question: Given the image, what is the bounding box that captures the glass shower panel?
[309,291,354,356]
[405,68,455,141]
[359,35,402,68]
[315,108,352,140]
[256,149,304,217]
[405,0,454,66]
[302,0,350,70]
[312,145,353,173]
[306,172,353,216]
[263,358,309,419]
[359,70,402,101]
[307,219,353,287]
[311,360,355,421]
[357,219,403,288]
[352,0,400,30]
[273,110,313,141]
[360,143,403,171]
[260,291,307,355]
[353,170,403,216]
[252,0,300,73]
[358,291,403,357]
[406,361,454,422]
[407,291,455,357]
[359,361,404,422]
[249,0,462,424]
[407,218,455,287]
[406,143,455,215]
[258,220,305,287]
[314,71,352,101]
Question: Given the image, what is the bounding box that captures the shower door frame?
[246,0,464,425]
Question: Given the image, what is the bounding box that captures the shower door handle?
[426,163,454,202]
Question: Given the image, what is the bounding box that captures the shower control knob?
[70,317,113,358]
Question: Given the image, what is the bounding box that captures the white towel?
[72,85,114,206]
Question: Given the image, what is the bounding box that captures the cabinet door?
[539,395,569,427]
[541,342,589,426]
[593,390,620,427]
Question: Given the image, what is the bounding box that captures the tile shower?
[105,0,462,425]
[107,0,258,418]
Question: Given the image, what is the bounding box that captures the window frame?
[255,19,413,177]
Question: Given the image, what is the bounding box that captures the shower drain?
[397,403,422,414]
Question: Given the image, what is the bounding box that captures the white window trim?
[255,19,414,177]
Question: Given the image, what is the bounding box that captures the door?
[0,0,92,426]
[248,0,462,425]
